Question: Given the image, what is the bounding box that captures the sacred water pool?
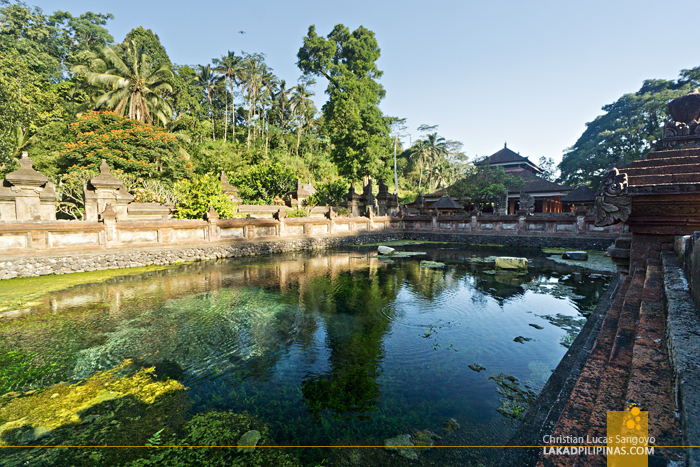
[0,242,611,466]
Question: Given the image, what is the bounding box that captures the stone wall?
[0,214,402,255]
[403,212,623,237]
[404,231,616,250]
[0,232,403,280]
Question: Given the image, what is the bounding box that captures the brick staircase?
[620,148,700,187]
[538,263,682,467]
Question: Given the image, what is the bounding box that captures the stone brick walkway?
[538,263,682,467]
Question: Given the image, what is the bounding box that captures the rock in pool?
[495,257,528,270]
[562,251,588,261]
[378,246,395,255]
[384,433,417,460]
[237,430,261,453]
[420,260,446,269]
[443,418,460,434]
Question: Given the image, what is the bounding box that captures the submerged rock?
[495,257,528,270]
[468,363,486,372]
[443,418,460,434]
[237,429,262,453]
[529,324,544,330]
[390,251,428,257]
[513,336,533,344]
[413,430,438,451]
[562,251,588,261]
[378,246,395,255]
[384,433,417,460]
[420,260,446,269]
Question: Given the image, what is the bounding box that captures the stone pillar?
[470,208,479,230]
[84,160,134,221]
[575,206,587,235]
[341,185,363,217]
[219,171,242,204]
[325,207,336,234]
[274,208,286,236]
[204,206,220,241]
[360,179,375,216]
[430,209,438,230]
[285,179,315,207]
[99,203,118,246]
[0,152,56,221]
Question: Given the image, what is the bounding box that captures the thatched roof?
[560,185,596,203]
[429,195,464,210]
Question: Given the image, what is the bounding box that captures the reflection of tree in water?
[397,262,467,301]
[300,267,401,421]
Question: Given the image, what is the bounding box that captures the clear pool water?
[0,243,611,466]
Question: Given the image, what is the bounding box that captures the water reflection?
[0,245,611,451]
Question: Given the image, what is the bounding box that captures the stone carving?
[594,168,631,226]
[285,179,315,207]
[376,178,399,216]
[519,189,534,214]
[0,152,56,221]
[84,159,134,221]
[661,89,700,148]
[341,185,363,217]
[219,171,241,204]
[669,88,700,123]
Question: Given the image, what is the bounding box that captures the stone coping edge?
[498,273,623,467]
[661,251,700,467]
[0,232,404,281]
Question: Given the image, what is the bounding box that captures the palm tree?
[423,133,448,192]
[290,79,316,156]
[240,54,266,148]
[213,51,243,143]
[195,64,222,140]
[407,132,448,193]
[72,41,174,126]
[407,140,429,193]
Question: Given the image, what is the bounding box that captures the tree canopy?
[297,24,391,182]
[559,79,690,187]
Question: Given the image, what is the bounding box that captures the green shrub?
[285,207,308,218]
[307,179,348,206]
[174,174,238,219]
[227,161,296,203]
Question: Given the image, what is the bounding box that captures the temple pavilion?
[418,143,573,214]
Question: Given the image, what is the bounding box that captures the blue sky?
[32,0,700,166]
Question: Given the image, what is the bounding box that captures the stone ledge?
[661,251,700,467]
[0,232,403,281]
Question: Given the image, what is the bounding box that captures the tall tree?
[72,41,174,125]
[0,2,62,80]
[290,78,316,156]
[121,26,172,71]
[195,64,222,139]
[0,51,63,174]
[297,24,391,182]
[213,50,243,143]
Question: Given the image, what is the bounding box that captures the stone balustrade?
[0,214,402,254]
[401,212,623,236]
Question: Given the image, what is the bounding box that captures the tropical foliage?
[173,174,237,219]
[59,111,193,180]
